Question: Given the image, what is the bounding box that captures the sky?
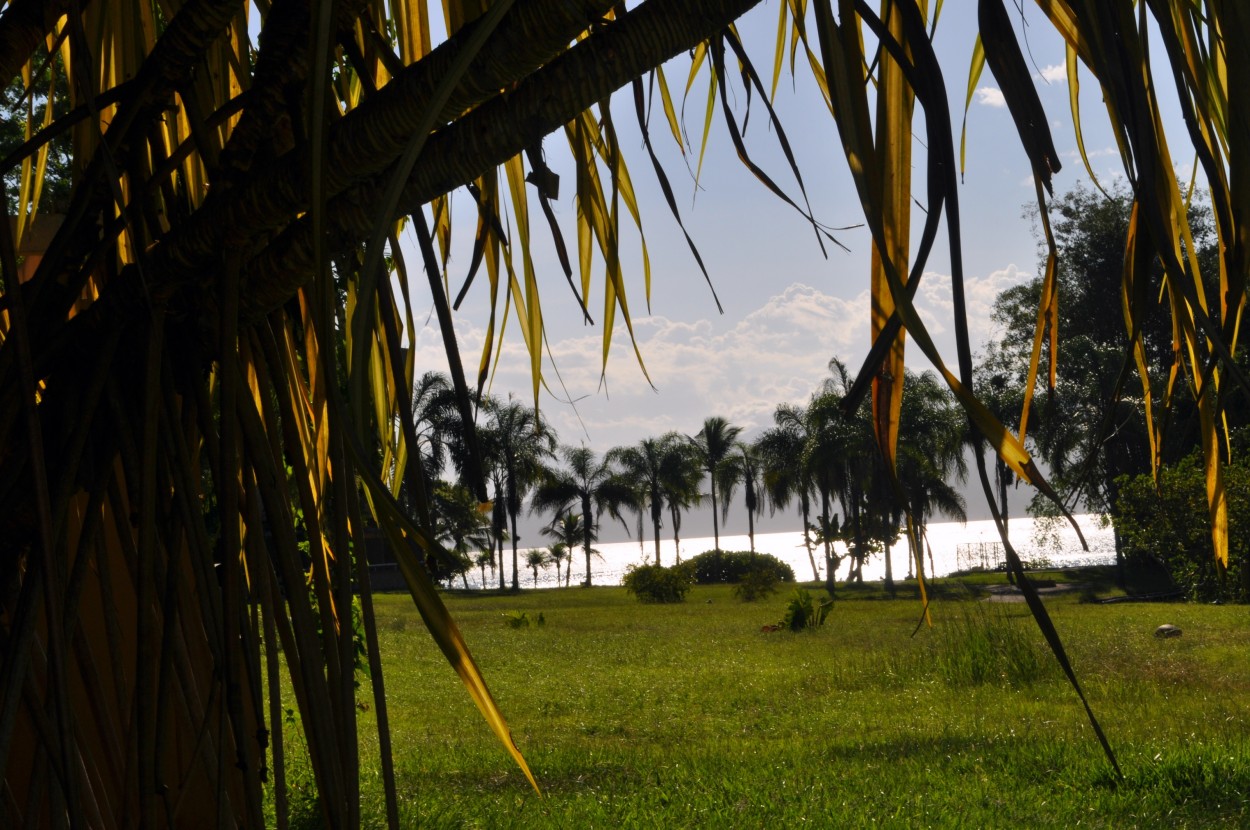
[399,2,1193,541]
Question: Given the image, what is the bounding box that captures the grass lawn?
[280,572,1250,828]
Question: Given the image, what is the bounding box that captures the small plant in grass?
[932,604,1050,686]
[623,564,692,603]
[734,567,780,602]
[504,610,545,628]
[779,589,832,631]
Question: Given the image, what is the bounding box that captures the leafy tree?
[689,416,743,552]
[532,446,636,587]
[1115,451,1250,602]
[986,184,1231,580]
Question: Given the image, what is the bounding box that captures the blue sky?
[401,2,1192,538]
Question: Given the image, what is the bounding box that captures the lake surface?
[461,513,1118,590]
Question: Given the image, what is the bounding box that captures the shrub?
[733,567,780,602]
[623,564,692,603]
[684,550,795,585]
[779,589,832,631]
[1115,451,1250,603]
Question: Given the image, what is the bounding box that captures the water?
[457,514,1117,590]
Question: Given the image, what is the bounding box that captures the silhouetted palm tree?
[897,370,969,580]
[757,404,821,580]
[482,397,556,590]
[729,441,763,553]
[532,446,636,587]
[542,512,585,587]
[525,549,548,587]
[689,416,743,552]
[608,434,688,565]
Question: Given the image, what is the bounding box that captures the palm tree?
[689,416,743,552]
[544,543,570,586]
[525,549,548,587]
[896,370,969,581]
[734,441,764,554]
[542,512,586,587]
[607,435,678,565]
[475,549,495,588]
[532,446,636,587]
[657,433,703,564]
[432,482,494,586]
[757,404,821,580]
[483,397,556,590]
[806,359,876,590]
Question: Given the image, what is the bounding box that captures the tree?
[657,433,704,564]
[1115,450,1250,602]
[894,370,968,586]
[985,184,1232,581]
[532,446,636,587]
[482,397,556,591]
[525,548,548,587]
[689,416,743,552]
[757,403,822,580]
[607,433,693,566]
[542,511,585,587]
[734,441,764,554]
[431,482,494,586]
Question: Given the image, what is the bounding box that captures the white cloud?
[406,270,1046,454]
[1037,64,1066,83]
[975,87,1006,108]
[408,283,874,449]
[914,265,1032,352]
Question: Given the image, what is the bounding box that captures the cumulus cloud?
[1037,64,1066,83]
[975,87,1006,108]
[914,265,1032,350]
[408,283,873,449]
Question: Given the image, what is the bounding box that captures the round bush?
[682,550,795,585]
[623,564,692,603]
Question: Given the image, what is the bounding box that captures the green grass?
[278,573,1250,828]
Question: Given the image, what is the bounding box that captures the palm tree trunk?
[509,510,520,591]
[800,491,819,581]
[582,494,594,587]
[710,478,720,552]
[747,502,755,554]
[670,503,683,564]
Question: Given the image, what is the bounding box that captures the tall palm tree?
[896,370,970,580]
[483,397,556,590]
[532,446,636,587]
[757,404,821,580]
[657,433,704,564]
[806,358,877,589]
[734,441,764,554]
[410,371,459,480]
[607,435,675,565]
[689,416,743,552]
